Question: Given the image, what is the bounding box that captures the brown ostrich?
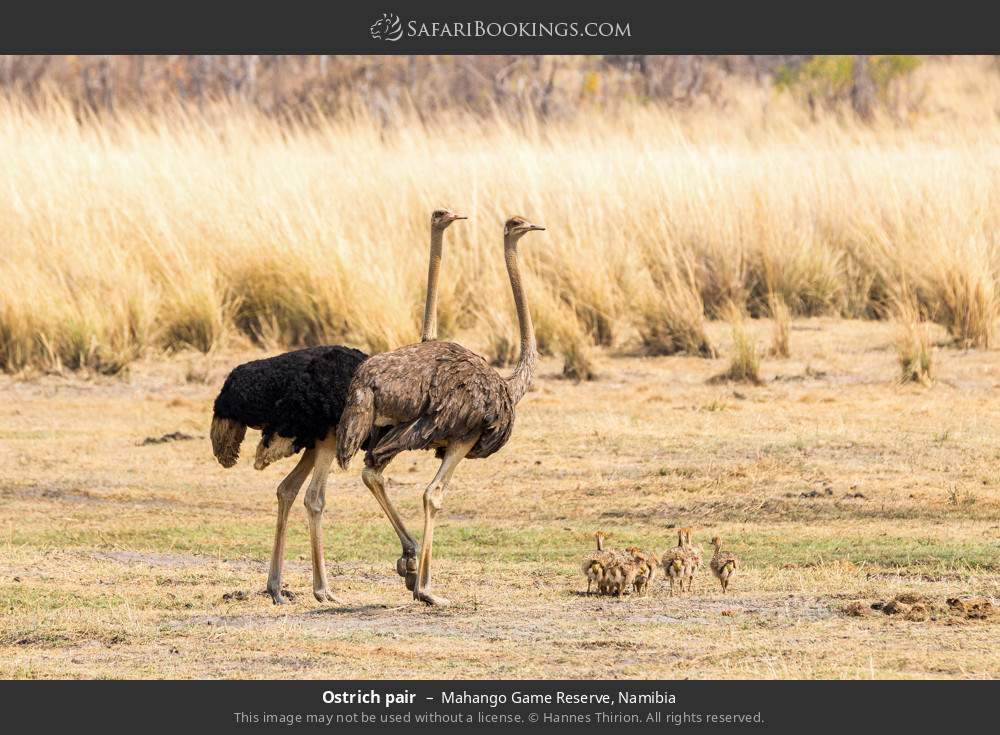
[210,209,464,604]
[336,215,545,606]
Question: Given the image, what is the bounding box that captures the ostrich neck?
[420,228,444,342]
[596,536,604,551]
[504,236,537,405]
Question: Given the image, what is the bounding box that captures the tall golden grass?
[2,58,999,373]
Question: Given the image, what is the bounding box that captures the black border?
[0,1,996,54]
[4,680,998,732]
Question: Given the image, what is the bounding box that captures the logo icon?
[370,12,403,41]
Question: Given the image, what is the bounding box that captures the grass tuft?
[768,292,791,358]
[894,298,935,386]
[924,245,998,349]
[719,303,763,385]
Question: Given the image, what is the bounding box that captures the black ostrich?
[210,209,466,604]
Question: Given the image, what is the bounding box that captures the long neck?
[503,235,537,404]
[420,227,444,342]
[596,535,604,551]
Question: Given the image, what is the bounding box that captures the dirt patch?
[945,596,995,620]
[864,571,968,583]
[0,484,96,504]
[139,431,196,445]
[841,601,872,617]
[842,594,996,623]
[793,487,835,499]
[91,551,264,570]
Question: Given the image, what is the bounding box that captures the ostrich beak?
[527,224,545,231]
[451,214,467,221]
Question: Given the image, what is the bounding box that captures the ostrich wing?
[358,342,515,467]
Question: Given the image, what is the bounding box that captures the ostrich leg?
[266,448,316,604]
[412,437,477,607]
[303,437,338,603]
[362,464,420,590]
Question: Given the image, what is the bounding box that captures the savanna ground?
[2,320,998,679]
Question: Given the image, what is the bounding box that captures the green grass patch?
[11,519,999,571]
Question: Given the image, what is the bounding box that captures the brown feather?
[336,341,515,470]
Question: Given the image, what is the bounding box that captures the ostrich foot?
[265,585,297,605]
[414,589,450,607]
[396,554,419,591]
[313,588,339,604]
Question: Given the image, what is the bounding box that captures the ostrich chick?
[680,527,702,593]
[625,546,658,596]
[661,530,692,597]
[581,531,616,595]
[709,536,739,594]
[600,552,639,599]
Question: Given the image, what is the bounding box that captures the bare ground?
[1,319,999,679]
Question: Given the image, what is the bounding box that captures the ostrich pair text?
[210,209,466,604]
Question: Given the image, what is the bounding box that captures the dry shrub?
[768,292,791,357]
[541,295,598,381]
[719,303,762,385]
[893,298,934,386]
[637,253,715,358]
[159,272,227,353]
[922,242,998,349]
[0,263,156,374]
[560,329,596,382]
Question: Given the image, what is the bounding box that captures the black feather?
[213,345,367,455]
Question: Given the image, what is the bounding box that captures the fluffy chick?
[600,551,639,598]
[661,530,691,596]
[709,535,739,594]
[581,531,615,595]
[625,546,658,596]
[680,527,702,592]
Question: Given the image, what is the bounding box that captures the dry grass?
[894,299,935,386]
[2,320,999,679]
[3,58,1000,374]
[922,243,999,348]
[637,255,716,358]
[718,304,762,385]
[769,293,791,358]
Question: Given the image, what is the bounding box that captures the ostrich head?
[431,209,466,230]
[504,215,545,239]
[710,535,722,549]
